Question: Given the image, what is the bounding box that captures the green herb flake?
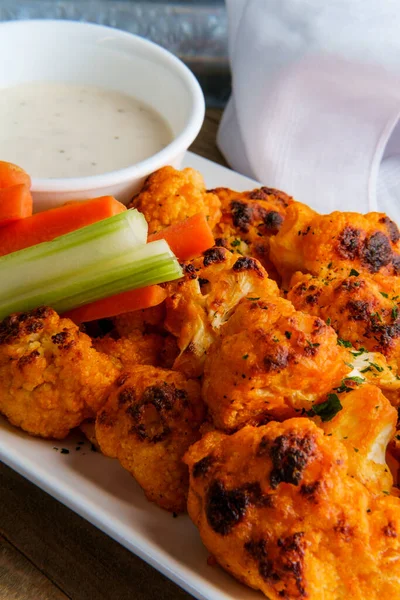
[246,296,260,301]
[306,393,343,422]
[360,365,372,373]
[344,362,354,369]
[354,448,359,453]
[327,262,333,269]
[326,317,331,326]
[242,354,249,360]
[392,306,398,320]
[351,347,366,357]
[231,239,241,247]
[349,268,359,277]
[285,331,292,340]
[337,338,353,348]
[344,376,365,385]
[369,362,384,373]
[380,291,389,298]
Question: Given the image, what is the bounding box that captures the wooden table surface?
[0,109,227,600]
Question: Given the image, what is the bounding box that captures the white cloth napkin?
[217,0,400,222]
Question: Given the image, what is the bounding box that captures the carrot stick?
[0,161,31,189]
[0,184,33,227]
[148,212,214,261]
[0,195,126,257]
[63,285,167,324]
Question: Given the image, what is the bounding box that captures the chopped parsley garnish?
[369,362,384,373]
[351,347,366,356]
[349,268,359,277]
[285,331,292,340]
[242,354,249,360]
[380,291,389,298]
[334,376,364,394]
[231,239,241,247]
[306,340,320,348]
[360,366,372,373]
[344,362,354,368]
[306,393,342,422]
[337,338,352,348]
[326,317,331,326]
[371,311,382,322]
[392,306,398,320]
[327,262,333,269]
[246,296,260,301]
[354,448,359,453]
[345,376,365,384]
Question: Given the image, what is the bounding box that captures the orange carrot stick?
[0,161,31,190]
[63,285,167,324]
[0,184,33,227]
[148,212,214,261]
[0,195,126,257]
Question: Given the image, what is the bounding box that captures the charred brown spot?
[193,454,215,478]
[367,320,400,353]
[115,372,130,387]
[198,278,209,286]
[334,518,354,542]
[361,231,392,273]
[264,347,289,373]
[233,256,264,278]
[337,226,361,260]
[300,481,320,501]
[206,480,249,535]
[97,410,109,426]
[262,210,284,234]
[269,433,315,489]
[118,386,136,406]
[383,521,397,537]
[380,216,400,243]
[18,349,40,368]
[346,299,371,322]
[127,382,187,443]
[393,255,400,274]
[230,200,253,232]
[203,247,227,267]
[339,278,365,292]
[214,237,228,248]
[276,533,306,596]
[182,263,197,280]
[305,293,319,305]
[51,330,74,349]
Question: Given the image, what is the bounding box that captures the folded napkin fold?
[218,0,400,221]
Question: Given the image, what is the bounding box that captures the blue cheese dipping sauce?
[0,82,173,178]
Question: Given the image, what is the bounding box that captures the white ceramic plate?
[0,152,261,600]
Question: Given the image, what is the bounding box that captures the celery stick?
[0,211,182,320]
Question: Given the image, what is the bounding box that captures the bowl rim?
[0,19,205,192]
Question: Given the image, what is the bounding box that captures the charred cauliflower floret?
[202,297,350,430]
[211,186,293,279]
[165,247,279,377]
[0,307,118,439]
[128,166,221,234]
[270,202,400,286]
[96,366,205,513]
[288,271,400,364]
[184,419,400,600]
[316,383,397,493]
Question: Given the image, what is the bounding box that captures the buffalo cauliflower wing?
[164,246,279,377]
[203,296,350,430]
[128,166,221,234]
[318,383,397,493]
[95,366,205,512]
[270,202,400,285]
[0,307,118,439]
[184,418,400,600]
[211,185,293,279]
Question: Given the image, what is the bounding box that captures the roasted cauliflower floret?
[270,202,400,285]
[165,246,279,377]
[128,166,221,234]
[203,297,350,430]
[288,270,400,364]
[317,384,397,493]
[0,307,118,439]
[96,366,205,512]
[211,186,293,279]
[184,419,400,600]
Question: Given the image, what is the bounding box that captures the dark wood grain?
[0,109,226,600]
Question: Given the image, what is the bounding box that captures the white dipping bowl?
[0,19,205,212]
